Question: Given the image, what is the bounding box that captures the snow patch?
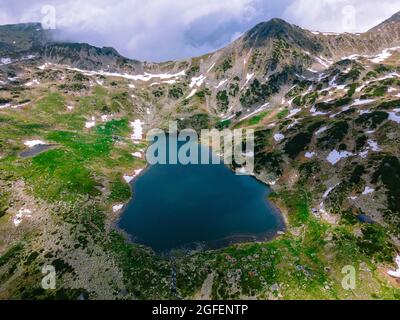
[273,133,285,142]
[239,103,269,121]
[358,109,371,115]
[0,102,11,109]
[370,47,400,64]
[24,140,46,148]
[359,150,369,159]
[310,106,329,116]
[287,119,300,129]
[85,117,96,129]
[351,99,375,106]
[10,102,30,109]
[216,79,228,89]
[388,109,400,124]
[315,56,333,68]
[66,66,186,82]
[322,32,341,36]
[123,175,134,183]
[123,168,144,184]
[162,80,176,85]
[243,73,254,87]
[25,79,40,87]
[0,57,12,65]
[315,126,328,135]
[323,183,340,198]
[305,152,315,159]
[362,186,375,195]
[286,108,301,118]
[132,152,142,158]
[130,119,144,141]
[207,63,216,73]
[189,75,206,88]
[367,140,381,152]
[38,63,51,70]
[112,204,123,213]
[101,114,113,122]
[326,150,353,165]
[388,255,400,278]
[13,209,32,227]
[341,54,366,61]
[236,166,254,176]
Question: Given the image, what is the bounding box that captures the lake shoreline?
[111,140,286,256]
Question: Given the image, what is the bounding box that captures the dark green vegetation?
[284,132,312,159]
[0,84,151,299]
[315,97,352,112]
[177,113,214,132]
[372,156,400,233]
[0,191,9,218]
[169,86,184,99]
[216,90,229,112]
[1,13,400,300]
[220,58,233,73]
[317,121,349,150]
[240,78,279,107]
[229,81,240,97]
[293,92,318,107]
[109,175,132,202]
[355,111,389,130]
[175,187,399,299]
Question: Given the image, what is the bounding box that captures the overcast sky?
[0,0,399,62]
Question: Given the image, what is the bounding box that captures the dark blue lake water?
[118,135,284,253]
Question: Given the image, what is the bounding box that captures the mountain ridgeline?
[1,12,400,124]
[1,10,400,300]
[1,12,400,73]
[1,13,400,107]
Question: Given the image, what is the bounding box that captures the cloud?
[283,0,400,33]
[0,0,398,61]
[0,0,261,61]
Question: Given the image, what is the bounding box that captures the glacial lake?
[118,135,284,253]
[19,144,56,158]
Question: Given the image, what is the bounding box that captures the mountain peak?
[385,10,400,22]
[0,22,49,54]
[242,17,321,54]
[244,18,293,42]
[368,10,400,32]
[0,22,42,30]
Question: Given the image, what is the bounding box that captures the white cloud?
[0,0,399,61]
[283,0,400,33]
[0,0,257,61]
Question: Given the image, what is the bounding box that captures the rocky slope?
[0,12,399,299]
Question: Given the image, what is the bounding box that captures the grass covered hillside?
[1,13,400,299]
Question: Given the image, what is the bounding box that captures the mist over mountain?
[0,8,400,300]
